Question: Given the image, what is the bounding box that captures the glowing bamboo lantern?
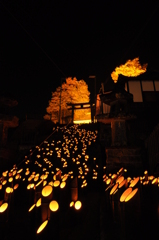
[4,187,13,202]
[41,186,53,222]
[125,188,138,202]
[152,178,158,185]
[120,188,132,202]
[111,174,117,184]
[74,200,82,210]
[118,167,124,176]
[116,176,124,185]
[119,179,127,189]
[110,183,118,196]
[49,200,59,212]
[37,220,48,234]
[0,202,9,223]
[144,170,148,181]
[129,177,140,188]
[42,185,53,202]
[36,198,41,207]
[0,202,8,213]
[28,203,35,212]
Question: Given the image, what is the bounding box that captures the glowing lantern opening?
[70,201,74,207]
[28,204,35,212]
[119,179,127,188]
[110,183,118,195]
[36,198,41,207]
[37,220,48,234]
[60,182,66,189]
[152,178,158,185]
[42,185,52,197]
[6,187,12,194]
[129,177,139,188]
[116,176,124,185]
[106,179,111,185]
[53,180,60,187]
[17,168,23,174]
[14,184,19,190]
[15,174,20,180]
[0,202,8,213]
[120,187,132,202]
[125,188,138,202]
[74,200,82,210]
[49,200,59,212]
[2,180,7,186]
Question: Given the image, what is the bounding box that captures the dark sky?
[0,0,159,118]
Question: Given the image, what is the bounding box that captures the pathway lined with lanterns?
[0,124,159,240]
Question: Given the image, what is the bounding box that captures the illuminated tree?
[44,77,90,123]
[111,57,148,83]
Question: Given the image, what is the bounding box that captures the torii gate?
[67,102,96,123]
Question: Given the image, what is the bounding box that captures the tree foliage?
[44,77,90,123]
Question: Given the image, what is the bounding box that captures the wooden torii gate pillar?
[67,102,95,123]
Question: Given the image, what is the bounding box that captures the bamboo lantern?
[125,188,138,202]
[42,185,53,203]
[129,177,140,188]
[144,170,148,181]
[41,185,53,222]
[71,177,78,202]
[36,220,48,234]
[74,200,82,210]
[0,202,9,223]
[120,188,132,202]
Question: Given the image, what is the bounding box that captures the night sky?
[1,0,159,118]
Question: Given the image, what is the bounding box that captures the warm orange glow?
[28,204,35,212]
[2,171,8,178]
[43,181,47,187]
[116,176,124,185]
[0,202,8,213]
[8,177,13,183]
[111,57,147,82]
[37,220,48,234]
[13,170,17,176]
[60,182,66,189]
[111,174,117,179]
[6,187,12,194]
[15,174,20,180]
[125,188,138,202]
[17,168,23,174]
[27,183,35,190]
[49,200,59,212]
[152,178,158,185]
[2,180,7,185]
[48,181,54,187]
[53,180,60,187]
[110,183,118,195]
[14,184,19,190]
[74,120,91,124]
[119,179,127,188]
[25,170,30,176]
[120,187,132,202]
[36,198,42,207]
[44,77,90,123]
[36,180,43,187]
[106,178,111,185]
[74,200,82,210]
[42,185,52,197]
[70,201,74,207]
[129,177,139,188]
